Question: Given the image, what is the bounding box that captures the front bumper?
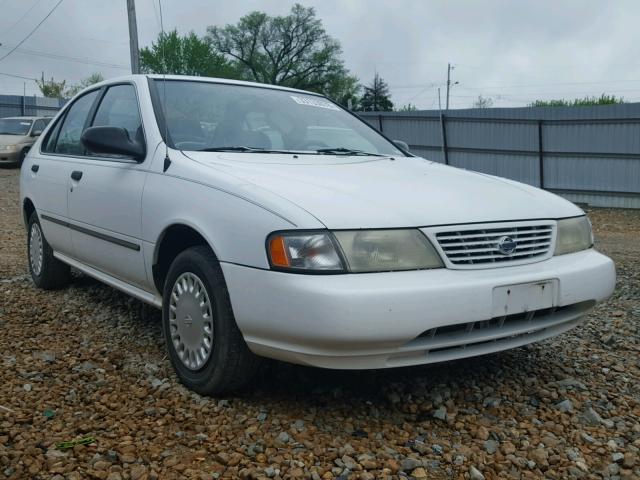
[222,249,615,369]
[0,149,21,163]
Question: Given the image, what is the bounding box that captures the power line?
[0,0,65,63]
[2,0,44,37]
[0,71,36,81]
[0,46,128,69]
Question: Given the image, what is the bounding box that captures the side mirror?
[393,140,410,152]
[31,130,43,137]
[81,126,145,161]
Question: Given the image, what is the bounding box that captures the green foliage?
[140,30,238,78]
[36,73,66,98]
[206,4,355,101]
[360,73,394,111]
[397,103,417,112]
[65,73,104,98]
[528,94,625,107]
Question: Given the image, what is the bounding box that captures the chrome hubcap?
[29,223,44,276]
[169,272,214,371]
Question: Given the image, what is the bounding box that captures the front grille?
[436,224,554,265]
[400,301,595,358]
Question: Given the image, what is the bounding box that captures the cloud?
[0,0,638,108]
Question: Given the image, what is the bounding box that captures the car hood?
[0,134,29,145]
[184,152,583,229]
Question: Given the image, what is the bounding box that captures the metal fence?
[0,94,65,119]
[359,103,640,209]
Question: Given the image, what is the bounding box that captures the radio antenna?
[158,0,171,172]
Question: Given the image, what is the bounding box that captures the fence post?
[537,120,544,189]
[378,114,383,133]
[440,113,449,165]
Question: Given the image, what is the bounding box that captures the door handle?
[31,164,39,173]
[71,171,83,181]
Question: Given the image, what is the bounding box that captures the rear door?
[29,90,100,256]
[66,83,150,289]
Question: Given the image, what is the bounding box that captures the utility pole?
[126,0,140,74]
[445,63,459,111]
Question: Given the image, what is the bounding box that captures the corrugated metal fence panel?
[0,94,63,119]
[447,119,538,151]
[359,103,640,208]
[380,116,442,147]
[544,156,640,193]
[543,121,640,155]
[449,151,540,186]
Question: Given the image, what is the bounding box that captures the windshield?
[0,118,32,136]
[153,80,402,156]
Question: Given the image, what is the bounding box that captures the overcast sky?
[0,0,639,109]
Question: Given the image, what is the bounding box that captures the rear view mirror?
[393,140,410,152]
[31,130,43,137]
[81,126,145,161]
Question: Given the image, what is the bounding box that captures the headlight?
[555,216,593,255]
[334,229,443,272]
[267,232,344,272]
[0,145,17,151]
[267,229,443,273]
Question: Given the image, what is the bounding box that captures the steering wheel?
[172,134,207,150]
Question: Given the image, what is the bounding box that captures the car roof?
[89,74,324,97]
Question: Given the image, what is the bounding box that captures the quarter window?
[53,90,100,155]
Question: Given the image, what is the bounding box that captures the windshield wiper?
[194,146,298,154]
[315,147,385,157]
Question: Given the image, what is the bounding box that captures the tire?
[162,245,259,395]
[27,212,71,289]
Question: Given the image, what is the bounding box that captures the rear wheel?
[27,212,71,289]
[162,245,259,395]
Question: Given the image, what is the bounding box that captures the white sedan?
[20,75,615,395]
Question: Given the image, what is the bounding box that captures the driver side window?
[91,84,142,141]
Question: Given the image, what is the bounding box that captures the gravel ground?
[0,167,638,480]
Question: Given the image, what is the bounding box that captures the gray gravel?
[0,167,638,479]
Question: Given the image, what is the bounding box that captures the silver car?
[0,116,51,167]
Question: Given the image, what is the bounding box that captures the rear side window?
[91,85,142,141]
[52,90,99,155]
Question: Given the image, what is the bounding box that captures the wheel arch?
[23,197,36,229]
[152,222,221,294]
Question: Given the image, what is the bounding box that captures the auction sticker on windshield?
[291,95,340,110]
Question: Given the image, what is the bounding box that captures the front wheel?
[162,245,259,395]
[27,212,71,289]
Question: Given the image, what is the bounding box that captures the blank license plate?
[491,280,558,317]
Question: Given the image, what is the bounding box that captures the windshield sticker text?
[290,95,340,110]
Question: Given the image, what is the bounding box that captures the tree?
[473,95,493,108]
[528,94,624,107]
[207,4,353,95]
[36,73,66,98]
[359,73,393,111]
[140,30,237,78]
[323,73,361,108]
[65,73,104,97]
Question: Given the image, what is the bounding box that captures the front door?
[66,84,150,289]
